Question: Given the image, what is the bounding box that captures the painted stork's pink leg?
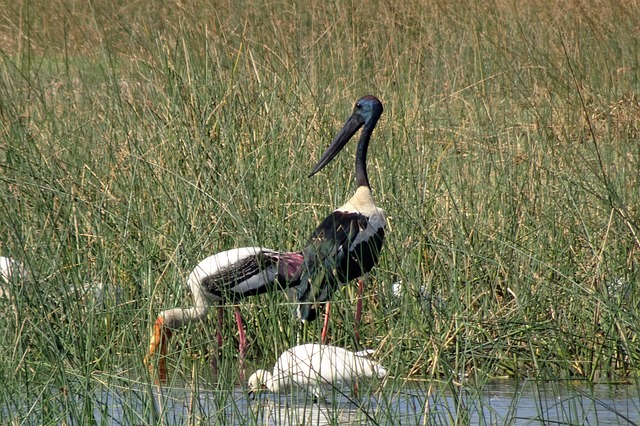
[321,303,331,344]
[234,306,247,380]
[354,277,364,342]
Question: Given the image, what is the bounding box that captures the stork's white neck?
[160,304,208,330]
[159,267,213,330]
[337,186,383,217]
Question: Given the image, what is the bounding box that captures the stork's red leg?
[321,303,331,344]
[355,277,364,342]
[234,307,246,358]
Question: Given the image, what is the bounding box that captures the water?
[4,379,639,425]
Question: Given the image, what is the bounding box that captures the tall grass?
[1,0,639,423]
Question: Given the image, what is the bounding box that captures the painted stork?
[144,247,303,382]
[247,343,386,401]
[296,95,386,341]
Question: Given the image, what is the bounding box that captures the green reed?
[0,0,638,424]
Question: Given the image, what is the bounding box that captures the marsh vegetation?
[1,0,638,424]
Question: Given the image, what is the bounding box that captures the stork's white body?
[160,247,272,329]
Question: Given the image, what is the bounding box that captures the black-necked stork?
[144,247,303,382]
[296,95,386,341]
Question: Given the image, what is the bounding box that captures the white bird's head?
[248,369,280,399]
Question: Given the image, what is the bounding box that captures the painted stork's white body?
[160,247,281,328]
[145,247,303,382]
[248,343,386,400]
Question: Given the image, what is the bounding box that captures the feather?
[296,209,385,322]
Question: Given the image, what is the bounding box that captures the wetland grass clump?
[1,0,638,424]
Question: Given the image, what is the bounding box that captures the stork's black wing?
[296,210,384,321]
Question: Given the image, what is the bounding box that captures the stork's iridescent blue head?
[309,95,383,178]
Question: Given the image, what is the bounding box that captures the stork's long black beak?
[309,112,365,177]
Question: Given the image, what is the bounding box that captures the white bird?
[1,255,119,310]
[248,343,386,401]
[1,256,27,282]
[145,247,303,382]
[392,280,445,315]
[392,280,428,299]
[0,256,28,300]
[71,281,121,310]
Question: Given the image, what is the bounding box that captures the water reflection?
[121,380,640,425]
[250,393,366,425]
[5,379,639,425]
[472,380,640,425]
